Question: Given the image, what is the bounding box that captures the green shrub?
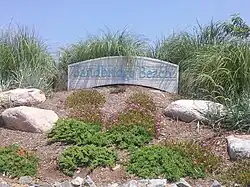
[127,145,204,182]
[220,159,250,187]
[65,90,106,108]
[126,92,156,112]
[115,108,156,135]
[59,145,117,176]
[0,144,38,177]
[69,105,103,124]
[48,118,103,145]
[48,119,152,149]
[164,140,221,174]
[106,125,152,150]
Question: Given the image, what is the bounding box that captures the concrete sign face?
[68,56,179,93]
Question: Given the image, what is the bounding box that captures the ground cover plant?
[58,145,117,176]
[48,118,153,149]
[164,140,222,174]
[65,90,106,124]
[126,145,205,182]
[65,89,106,108]
[0,144,38,177]
[219,159,250,187]
[109,92,157,135]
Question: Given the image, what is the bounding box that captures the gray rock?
[71,177,84,186]
[176,178,192,187]
[106,184,119,187]
[121,180,139,187]
[84,176,97,187]
[0,183,10,187]
[29,185,40,187]
[147,179,167,187]
[164,100,225,123]
[226,135,250,160]
[0,88,46,108]
[19,176,33,185]
[40,183,52,187]
[54,181,72,187]
[1,106,58,133]
[211,180,221,187]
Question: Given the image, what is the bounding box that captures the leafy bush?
[69,105,103,124]
[0,144,38,177]
[106,125,152,150]
[127,145,204,182]
[164,140,221,173]
[0,25,57,93]
[114,108,156,135]
[59,145,117,176]
[65,90,106,108]
[126,92,156,112]
[48,119,152,149]
[48,118,103,145]
[220,159,250,187]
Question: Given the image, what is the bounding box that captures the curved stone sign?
[68,56,179,93]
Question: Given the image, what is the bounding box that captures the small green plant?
[65,90,106,108]
[114,108,156,135]
[48,118,103,145]
[126,92,156,112]
[219,159,250,187]
[48,119,152,149]
[69,104,103,124]
[164,140,222,173]
[59,145,117,176]
[127,145,204,182]
[0,144,38,177]
[106,125,153,150]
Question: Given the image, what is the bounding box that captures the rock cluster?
[0,88,58,133]
[0,176,223,187]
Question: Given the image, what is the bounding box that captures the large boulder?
[164,100,225,123]
[226,135,250,160]
[1,106,58,133]
[0,88,46,108]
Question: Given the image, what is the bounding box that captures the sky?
[1,0,250,56]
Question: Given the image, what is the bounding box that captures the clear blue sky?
[1,0,250,54]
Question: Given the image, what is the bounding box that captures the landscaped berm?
[0,14,250,187]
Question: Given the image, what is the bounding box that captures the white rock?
[164,100,225,123]
[84,176,97,187]
[0,88,46,108]
[1,106,58,133]
[211,180,221,187]
[226,135,250,160]
[147,179,167,187]
[121,180,139,187]
[71,176,84,186]
[19,176,33,184]
[176,178,192,187]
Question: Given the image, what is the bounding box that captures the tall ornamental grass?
[56,28,149,89]
[0,26,57,93]
[149,16,250,132]
[149,19,250,103]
